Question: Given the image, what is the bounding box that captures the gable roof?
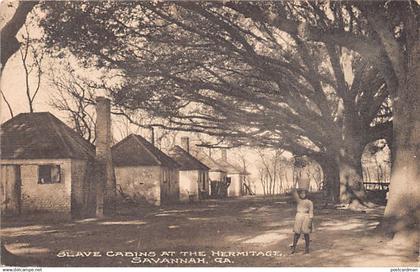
[215,159,242,174]
[112,134,179,168]
[192,151,226,172]
[0,112,95,160]
[215,159,250,175]
[168,145,209,171]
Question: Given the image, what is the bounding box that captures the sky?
[0,0,54,121]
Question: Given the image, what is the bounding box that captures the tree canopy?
[40,1,393,203]
[39,1,419,240]
[40,2,392,148]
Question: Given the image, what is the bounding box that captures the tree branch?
[1,1,38,71]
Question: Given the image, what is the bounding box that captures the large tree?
[1,0,38,72]
[40,1,392,208]
[39,1,418,241]
[222,0,418,244]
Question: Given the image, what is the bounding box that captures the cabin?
[0,112,96,218]
[192,150,228,198]
[215,150,250,197]
[111,134,180,206]
[168,137,210,202]
[215,160,249,197]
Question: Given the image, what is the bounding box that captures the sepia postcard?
[0,0,419,271]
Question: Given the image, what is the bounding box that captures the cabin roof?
[214,159,248,175]
[168,145,209,171]
[112,134,179,168]
[191,151,226,172]
[0,112,95,160]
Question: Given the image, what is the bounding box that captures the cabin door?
[0,165,22,215]
[160,169,170,204]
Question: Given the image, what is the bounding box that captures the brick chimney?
[221,149,227,161]
[181,137,190,153]
[95,96,116,217]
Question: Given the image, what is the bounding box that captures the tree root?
[333,199,378,212]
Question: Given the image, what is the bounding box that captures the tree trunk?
[0,1,37,71]
[318,141,368,207]
[336,147,366,207]
[318,156,340,203]
[383,39,420,246]
[337,109,369,207]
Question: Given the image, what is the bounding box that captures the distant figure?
[290,188,314,254]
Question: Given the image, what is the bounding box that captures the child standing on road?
[290,188,314,254]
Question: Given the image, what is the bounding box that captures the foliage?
[39,1,391,162]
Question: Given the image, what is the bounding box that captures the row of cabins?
[0,110,249,218]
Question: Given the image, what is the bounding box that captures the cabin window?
[38,165,61,184]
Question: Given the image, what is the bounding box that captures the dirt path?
[1,195,418,267]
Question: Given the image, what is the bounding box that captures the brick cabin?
[215,149,250,197]
[112,134,180,206]
[168,137,210,202]
[191,150,228,198]
[0,112,96,218]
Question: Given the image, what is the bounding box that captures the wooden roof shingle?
[0,112,95,160]
[168,145,209,171]
[215,159,250,175]
[192,151,226,172]
[112,134,179,168]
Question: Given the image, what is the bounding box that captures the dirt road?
[1,195,418,267]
